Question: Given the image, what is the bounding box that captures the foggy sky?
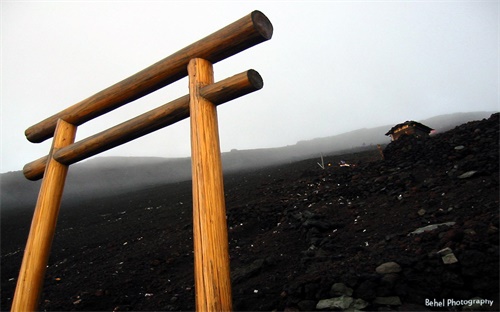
[1,1,498,173]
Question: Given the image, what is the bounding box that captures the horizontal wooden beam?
[23,70,263,181]
[25,10,272,143]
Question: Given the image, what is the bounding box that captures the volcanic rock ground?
[1,114,499,311]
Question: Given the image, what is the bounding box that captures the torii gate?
[11,11,273,311]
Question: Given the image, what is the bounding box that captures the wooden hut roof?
[385,121,434,136]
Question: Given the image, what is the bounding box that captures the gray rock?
[376,261,402,274]
[316,296,354,310]
[380,273,400,287]
[458,170,478,179]
[437,247,453,256]
[331,282,353,296]
[409,222,456,235]
[442,253,459,264]
[437,247,458,264]
[351,298,369,310]
[373,296,402,306]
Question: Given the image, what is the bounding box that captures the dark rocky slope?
[1,114,498,311]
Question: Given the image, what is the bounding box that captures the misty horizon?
[2,110,496,174]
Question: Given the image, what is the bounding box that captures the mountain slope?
[1,111,495,211]
[1,113,498,311]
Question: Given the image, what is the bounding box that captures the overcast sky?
[1,1,498,173]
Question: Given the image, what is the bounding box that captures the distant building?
[385,121,434,141]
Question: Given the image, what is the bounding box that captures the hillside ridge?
[1,111,494,210]
[1,113,498,311]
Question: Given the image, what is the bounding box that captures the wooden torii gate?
[12,11,273,311]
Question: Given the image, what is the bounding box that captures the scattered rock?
[330,282,353,296]
[441,253,458,264]
[380,273,399,288]
[437,247,459,264]
[487,225,498,235]
[376,261,402,274]
[441,253,459,264]
[458,171,478,179]
[351,298,369,310]
[409,222,456,235]
[3,114,498,312]
[437,247,453,256]
[316,296,354,310]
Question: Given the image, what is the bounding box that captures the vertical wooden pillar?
[188,58,232,311]
[11,119,77,312]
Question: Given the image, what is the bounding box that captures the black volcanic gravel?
[1,114,498,311]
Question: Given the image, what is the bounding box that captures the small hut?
[385,121,434,141]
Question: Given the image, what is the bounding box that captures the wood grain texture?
[11,119,77,312]
[25,11,272,143]
[23,70,263,181]
[189,58,232,311]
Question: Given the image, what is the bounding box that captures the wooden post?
[188,58,232,311]
[11,119,76,312]
[377,144,385,160]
